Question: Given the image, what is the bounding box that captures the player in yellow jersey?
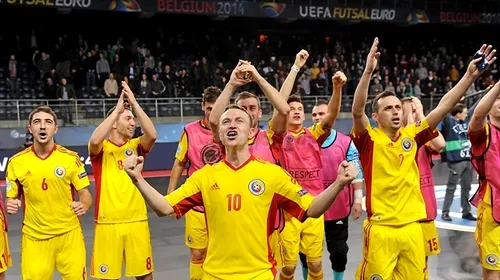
[123,104,358,280]
[6,106,92,280]
[352,39,496,280]
[88,82,158,280]
[167,86,222,280]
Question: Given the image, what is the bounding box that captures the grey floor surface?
[3,161,483,279]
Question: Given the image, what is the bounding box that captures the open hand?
[365,37,381,74]
[121,81,137,105]
[467,44,497,78]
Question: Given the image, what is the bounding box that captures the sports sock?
[301,267,308,280]
[308,269,323,280]
[279,270,294,280]
[333,270,344,280]
[189,260,204,280]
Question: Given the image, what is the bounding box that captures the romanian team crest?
[286,135,293,143]
[486,254,498,265]
[99,264,109,275]
[401,138,413,152]
[370,275,383,280]
[124,148,134,157]
[54,166,66,178]
[201,143,222,165]
[248,179,266,196]
[187,235,193,243]
[5,180,11,192]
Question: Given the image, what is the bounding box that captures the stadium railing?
[0,94,453,126]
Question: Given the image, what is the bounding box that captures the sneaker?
[442,213,452,221]
[462,213,477,221]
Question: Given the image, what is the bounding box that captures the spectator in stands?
[122,76,134,93]
[139,73,151,97]
[299,73,311,95]
[35,51,52,78]
[385,81,395,93]
[43,69,60,86]
[96,53,111,87]
[160,65,175,97]
[56,55,72,80]
[369,78,383,96]
[104,73,118,98]
[125,61,138,82]
[83,51,97,89]
[150,74,165,97]
[8,55,19,98]
[56,78,76,125]
[44,78,57,100]
[413,79,422,97]
[449,65,460,84]
[111,54,124,82]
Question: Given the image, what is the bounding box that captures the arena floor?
[3,161,482,280]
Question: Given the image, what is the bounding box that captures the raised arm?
[320,71,347,131]
[122,81,158,152]
[426,44,497,130]
[469,81,500,133]
[167,132,189,194]
[352,38,380,135]
[88,93,125,156]
[275,50,309,116]
[410,97,446,152]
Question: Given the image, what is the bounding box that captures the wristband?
[354,189,363,204]
[291,65,300,73]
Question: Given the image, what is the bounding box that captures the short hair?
[106,103,131,118]
[315,99,329,106]
[287,94,303,104]
[372,91,397,113]
[235,91,261,109]
[202,86,221,104]
[28,106,57,125]
[451,103,466,116]
[223,104,254,127]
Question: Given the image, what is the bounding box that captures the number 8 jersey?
[90,137,148,224]
[6,145,90,239]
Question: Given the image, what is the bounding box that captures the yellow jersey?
[90,137,148,224]
[351,118,437,226]
[166,156,314,280]
[6,145,90,239]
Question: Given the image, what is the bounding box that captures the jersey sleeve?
[350,123,373,154]
[307,124,329,145]
[408,118,439,147]
[267,119,284,146]
[175,130,189,162]
[274,166,315,222]
[469,123,489,156]
[346,141,364,183]
[165,169,203,218]
[129,136,148,157]
[69,154,90,191]
[5,160,20,199]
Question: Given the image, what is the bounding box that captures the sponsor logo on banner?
[298,6,396,21]
[1,0,92,8]
[157,0,246,16]
[109,0,141,12]
[261,2,285,18]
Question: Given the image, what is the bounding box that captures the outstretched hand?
[467,44,497,78]
[365,37,380,74]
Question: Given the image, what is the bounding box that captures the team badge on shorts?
[370,275,383,280]
[54,166,66,178]
[401,138,413,152]
[99,264,109,275]
[187,234,193,243]
[124,148,134,157]
[248,179,265,196]
[486,254,498,265]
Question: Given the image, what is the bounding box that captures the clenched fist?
[294,49,309,68]
[6,198,21,215]
[337,161,358,187]
[124,155,145,180]
[332,71,347,88]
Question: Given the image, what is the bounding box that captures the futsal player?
[299,99,365,280]
[123,104,359,280]
[401,96,446,280]
[88,82,157,280]
[6,106,91,280]
[352,39,496,280]
[166,86,222,280]
[468,80,500,280]
[277,69,347,280]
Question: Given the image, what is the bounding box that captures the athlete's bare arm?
[469,81,500,132]
[352,38,379,135]
[73,188,93,216]
[275,50,309,115]
[167,159,187,194]
[411,97,445,152]
[88,94,125,156]
[426,44,496,131]
[429,131,445,152]
[320,71,346,132]
[122,82,158,152]
[209,62,249,141]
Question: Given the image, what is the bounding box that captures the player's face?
[115,110,136,139]
[28,112,58,144]
[237,97,262,127]
[288,101,305,125]
[202,101,215,121]
[372,96,403,130]
[311,104,327,124]
[219,109,253,148]
[401,101,416,126]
